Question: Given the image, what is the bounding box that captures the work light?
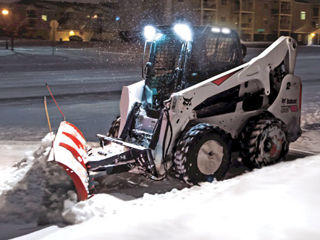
[173,23,192,41]
[144,25,156,42]
[144,25,163,42]
[222,28,231,34]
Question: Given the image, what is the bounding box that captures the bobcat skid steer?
[50,24,302,201]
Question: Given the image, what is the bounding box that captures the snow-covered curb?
[0,133,77,226]
[0,133,54,196]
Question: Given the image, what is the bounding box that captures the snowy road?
[0,93,120,141]
[0,69,139,100]
[0,46,319,142]
[0,46,141,100]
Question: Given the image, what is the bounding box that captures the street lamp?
[1,8,15,51]
[1,9,9,16]
[1,9,10,49]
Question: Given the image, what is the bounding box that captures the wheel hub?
[257,125,286,165]
[197,140,224,175]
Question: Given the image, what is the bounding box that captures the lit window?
[300,11,306,20]
[41,15,47,21]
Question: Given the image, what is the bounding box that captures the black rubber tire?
[173,123,232,184]
[107,116,121,138]
[240,117,289,169]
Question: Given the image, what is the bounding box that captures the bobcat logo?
[183,97,193,106]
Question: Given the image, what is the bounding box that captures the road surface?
[0,46,319,142]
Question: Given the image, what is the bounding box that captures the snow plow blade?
[50,121,90,201]
[49,121,158,201]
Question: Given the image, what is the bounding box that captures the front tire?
[173,123,232,184]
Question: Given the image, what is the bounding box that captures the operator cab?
[142,24,243,115]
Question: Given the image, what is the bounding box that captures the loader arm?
[173,36,297,109]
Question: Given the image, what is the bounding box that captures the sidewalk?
[0,49,14,57]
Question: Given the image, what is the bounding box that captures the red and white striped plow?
[51,121,90,201]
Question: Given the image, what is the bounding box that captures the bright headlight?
[211,27,221,33]
[144,25,156,42]
[173,23,192,41]
[222,28,231,34]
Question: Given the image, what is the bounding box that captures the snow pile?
[22,155,320,240]
[292,102,320,153]
[62,194,126,224]
[0,133,76,226]
[302,109,320,130]
[0,150,35,196]
[0,134,53,195]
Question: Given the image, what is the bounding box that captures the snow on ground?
[0,132,77,228]
[16,154,320,240]
[0,96,318,239]
[0,141,39,169]
[0,98,318,239]
[291,91,320,153]
[0,136,51,196]
[0,125,318,239]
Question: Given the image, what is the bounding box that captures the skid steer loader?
[49,24,302,201]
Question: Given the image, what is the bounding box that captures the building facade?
[1,0,319,44]
[162,0,320,43]
[0,1,119,41]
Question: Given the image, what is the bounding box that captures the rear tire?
[107,116,120,138]
[173,123,232,184]
[240,117,289,169]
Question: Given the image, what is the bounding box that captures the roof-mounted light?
[211,27,221,33]
[144,25,156,42]
[173,23,192,41]
[143,25,163,42]
[222,28,231,34]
